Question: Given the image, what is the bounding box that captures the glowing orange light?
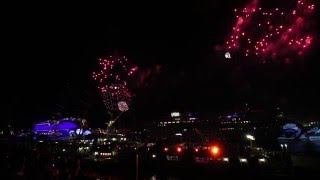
[211,146,219,155]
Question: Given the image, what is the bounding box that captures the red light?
[176,147,182,153]
[164,147,168,152]
[195,148,199,152]
[211,146,220,156]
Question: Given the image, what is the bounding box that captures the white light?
[246,134,255,141]
[284,144,288,148]
[171,112,180,117]
[62,149,65,152]
[239,158,248,163]
[152,154,157,158]
[258,158,266,163]
[223,157,229,162]
[225,52,232,59]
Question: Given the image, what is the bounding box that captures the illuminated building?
[218,110,273,133]
[150,112,209,140]
[33,117,91,137]
[156,112,200,128]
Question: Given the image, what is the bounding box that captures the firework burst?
[222,0,317,62]
[92,54,138,112]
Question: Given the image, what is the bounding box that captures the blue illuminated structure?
[33,118,89,137]
[278,123,302,141]
[33,122,56,135]
[57,120,80,136]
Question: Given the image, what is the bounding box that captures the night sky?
[1,0,320,128]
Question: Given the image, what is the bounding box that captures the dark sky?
[1,0,320,128]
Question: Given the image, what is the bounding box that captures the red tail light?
[164,147,169,152]
[176,147,182,153]
[211,146,220,156]
[195,148,199,152]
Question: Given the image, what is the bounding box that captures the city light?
[171,112,180,117]
[239,158,248,163]
[211,146,220,155]
[164,147,169,152]
[258,158,266,163]
[223,157,229,162]
[176,147,182,153]
[246,134,255,141]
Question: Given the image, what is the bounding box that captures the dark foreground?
[1,136,319,179]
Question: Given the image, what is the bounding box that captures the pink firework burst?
[92,54,138,112]
[223,0,317,62]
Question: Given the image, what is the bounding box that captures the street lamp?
[246,134,255,146]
